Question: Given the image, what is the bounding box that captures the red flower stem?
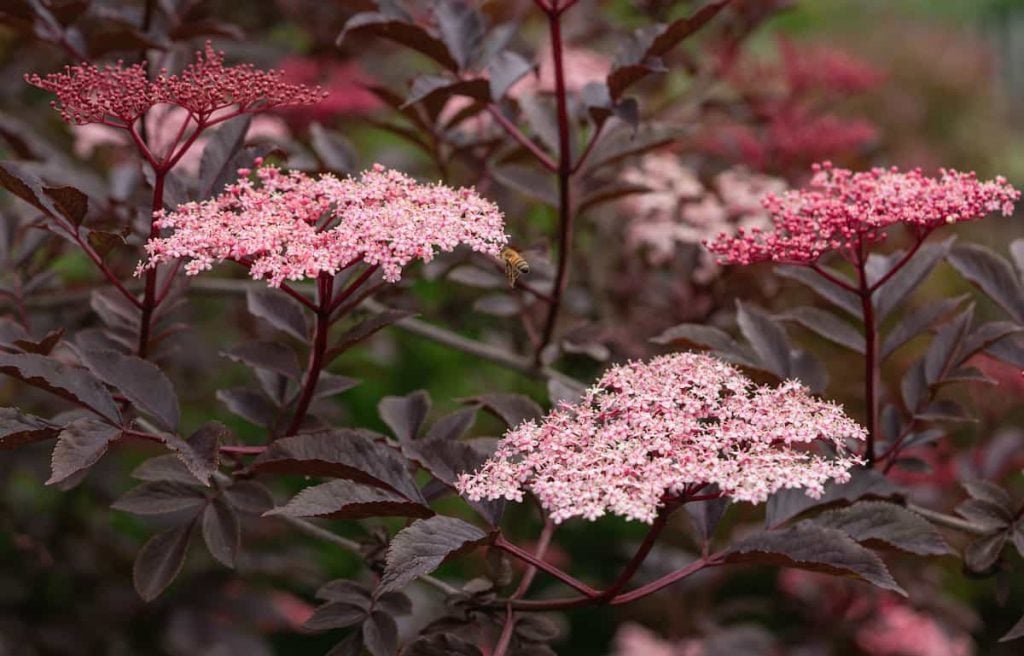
[570,121,605,175]
[62,224,142,308]
[597,505,673,600]
[493,554,722,611]
[535,3,575,362]
[137,170,165,358]
[493,534,601,598]
[809,262,858,293]
[867,231,929,294]
[854,241,879,465]
[284,273,334,436]
[327,265,380,316]
[485,105,557,173]
[278,282,318,312]
[493,519,557,656]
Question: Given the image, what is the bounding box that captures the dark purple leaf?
[685,493,729,545]
[362,610,398,656]
[964,532,1006,574]
[515,614,560,642]
[338,13,458,72]
[327,632,364,656]
[776,265,860,319]
[175,421,226,485]
[955,498,1011,532]
[901,360,926,411]
[811,501,951,555]
[881,296,967,359]
[266,479,432,520]
[198,115,251,198]
[923,306,973,384]
[330,309,416,357]
[607,0,730,99]
[77,348,179,430]
[112,481,208,515]
[133,520,194,601]
[948,243,1024,323]
[0,353,121,423]
[0,407,58,450]
[303,602,367,631]
[222,341,302,380]
[310,123,357,173]
[202,496,240,568]
[0,161,60,215]
[1000,612,1024,642]
[488,50,533,100]
[491,165,558,207]
[778,306,864,353]
[47,417,122,485]
[316,579,372,606]
[766,468,899,527]
[223,480,275,515]
[131,454,203,485]
[403,634,483,656]
[376,591,411,616]
[217,388,278,428]
[727,522,905,594]
[379,516,489,593]
[873,238,954,320]
[42,185,88,226]
[736,300,791,378]
[962,480,1013,510]
[651,323,757,367]
[462,393,542,429]
[961,321,1024,360]
[436,0,484,70]
[252,429,424,502]
[583,122,678,172]
[247,287,311,341]
[315,372,360,399]
[473,294,522,317]
[378,390,431,442]
[424,407,477,443]
[90,288,139,331]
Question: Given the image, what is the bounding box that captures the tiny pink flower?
[140,162,508,287]
[458,353,865,524]
[26,42,325,127]
[706,162,1020,266]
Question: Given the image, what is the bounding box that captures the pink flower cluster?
[26,43,325,126]
[622,154,786,281]
[707,163,1020,266]
[458,353,865,523]
[141,162,508,286]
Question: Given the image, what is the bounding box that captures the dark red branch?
[284,273,334,437]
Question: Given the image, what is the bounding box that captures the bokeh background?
[2,0,1024,654]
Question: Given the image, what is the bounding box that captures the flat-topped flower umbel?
[140,162,508,286]
[706,162,1019,266]
[458,353,866,524]
[26,42,325,127]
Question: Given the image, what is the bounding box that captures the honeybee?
[500,247,530,287]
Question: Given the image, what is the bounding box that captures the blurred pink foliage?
[701,38,883,174]
[275,55,380,124]
[621,153,785,281]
